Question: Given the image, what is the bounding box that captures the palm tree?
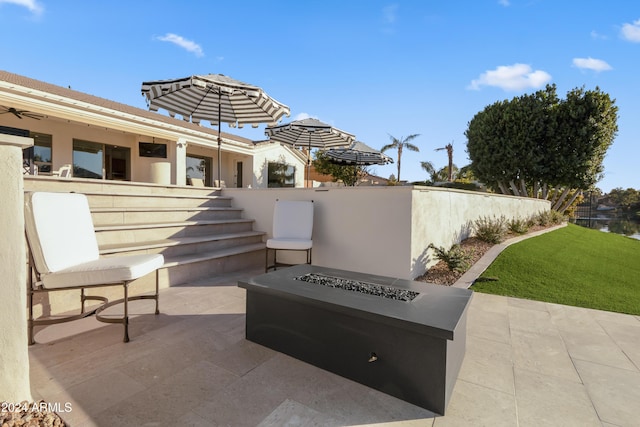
[436,164,459,182]
[420,160,437,183]
[435,142,454,181]
[381,134,420,182]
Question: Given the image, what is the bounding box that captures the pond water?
[573,218,640,240]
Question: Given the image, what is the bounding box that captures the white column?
[0,134,33,402]
[175,138,188,186]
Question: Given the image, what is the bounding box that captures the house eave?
[0,77,254,154]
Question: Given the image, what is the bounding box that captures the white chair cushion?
[266,238,313,251]
[42,254,165,289]
[272,200,314,240]
[25,192,100,274]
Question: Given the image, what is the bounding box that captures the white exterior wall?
[250,144,306,188]
[410,187,551,278]
[0,134,33,402]
[1,113,285,188]
[225,186,550,279]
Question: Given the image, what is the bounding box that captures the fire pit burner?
[295,273,419,302]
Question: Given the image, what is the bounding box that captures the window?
[268,162,296,188]
[23,133,53,174]
[186,154,212,186]
[73,139,104,179]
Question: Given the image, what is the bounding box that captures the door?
[236,161,243,188]
[106,145,130,180]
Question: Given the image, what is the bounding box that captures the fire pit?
[238,264,472,415]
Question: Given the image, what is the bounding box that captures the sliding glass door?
[73,139,130,180]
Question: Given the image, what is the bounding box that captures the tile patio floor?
[28,268,640,426]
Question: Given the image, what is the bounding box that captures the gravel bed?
[1,401,68,426]
[295,273,419,302]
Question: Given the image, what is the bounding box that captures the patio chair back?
[25,191,100,274]
[272,200,314,240]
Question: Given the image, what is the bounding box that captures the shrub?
[508,217,530,235]
[535,210,551,226]
[473,215,507,244]
[535,210,567,226]
[549,209,567,224]
[428,243,472,273]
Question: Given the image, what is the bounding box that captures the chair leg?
[123,283,130,343]
[81,287,86,313]
[28,289,35,346]
[266,247,277,272]
[154,270,160,315]
[265,247,269,273]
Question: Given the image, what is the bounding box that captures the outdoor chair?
[24,191,164,344]
[188,177,205,187]
[23,160,38,175]
[265,200,314,272]
[52,164,72,178]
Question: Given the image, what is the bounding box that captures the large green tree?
[465,84,618,211]
[381,134,420,182]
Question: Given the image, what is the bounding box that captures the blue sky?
[1,0,638,192]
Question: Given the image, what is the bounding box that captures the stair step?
[100,231,265,254]
[162,242,266,267]
[92,206,236,213]
[83,190,227,200]
[87,193,233,209]
[94,218,251,231]
[92,206,242,225]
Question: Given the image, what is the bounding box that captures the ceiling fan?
[0,105,43,120]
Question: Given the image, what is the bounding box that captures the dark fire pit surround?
[238,264,472,415]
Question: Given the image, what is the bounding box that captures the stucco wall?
[409,187,551,278]
[250,145,306,188]
[0,134,33,402]
[225,186,550,279]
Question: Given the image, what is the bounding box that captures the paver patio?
[28,268,640,426]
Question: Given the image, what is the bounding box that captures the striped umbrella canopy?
[265,118,355,187]
[141,74,290,182]
[325,141,393,166]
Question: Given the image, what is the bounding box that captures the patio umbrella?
[141,74,290,183]
[265,118,355,187]
[325,141,393,185]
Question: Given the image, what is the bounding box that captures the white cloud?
[294,112,312,121]
[155,33,204,57]
[573,57,612,72]
[498,0,510,6]
[0,0,44,15]
[590,30,608,40]
[467,63,552,91]
[621,19,640,42]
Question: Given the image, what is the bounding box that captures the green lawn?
[472,223,640,315]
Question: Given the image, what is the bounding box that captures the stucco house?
[0,70,306,188]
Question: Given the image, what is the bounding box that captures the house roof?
[0,70,254,146]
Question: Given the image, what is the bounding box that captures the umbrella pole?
[217,91,222,185]
[306,137,311,188]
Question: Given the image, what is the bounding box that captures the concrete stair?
[24,178,267,290]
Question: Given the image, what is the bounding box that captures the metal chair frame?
[26,249,160,345]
